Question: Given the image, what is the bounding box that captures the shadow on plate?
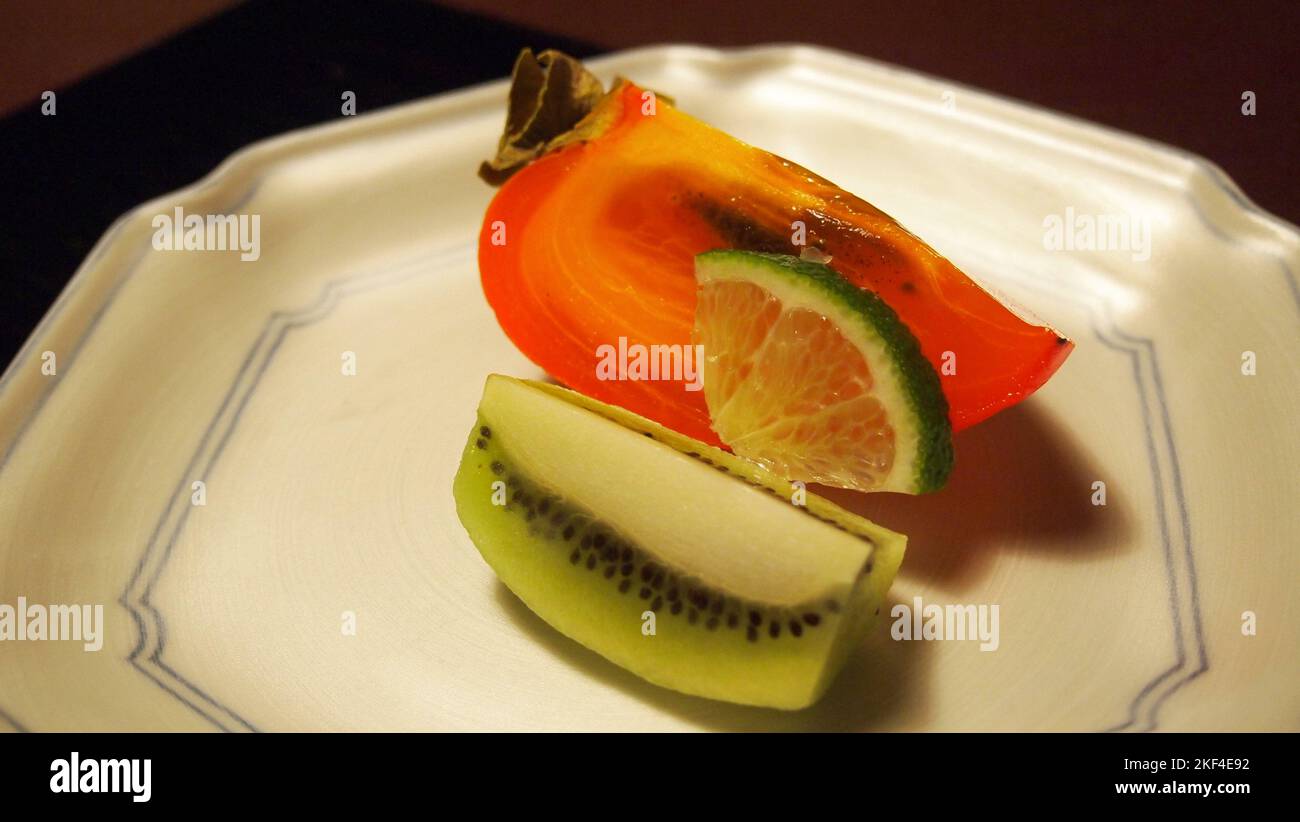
[494,583,929,731]
[816,399,1133,591]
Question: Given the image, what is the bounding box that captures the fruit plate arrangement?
[1,45,1297,731]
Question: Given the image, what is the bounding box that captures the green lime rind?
[696,249,953,494]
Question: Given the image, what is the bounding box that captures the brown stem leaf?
[478,49,607,186]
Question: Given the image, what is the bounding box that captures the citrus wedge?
[694,250,953,494]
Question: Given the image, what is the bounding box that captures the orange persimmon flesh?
[480,83,1071,445]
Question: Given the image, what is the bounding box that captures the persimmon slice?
[479,80,1072,445]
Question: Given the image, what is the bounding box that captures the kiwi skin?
[452,375,906,710]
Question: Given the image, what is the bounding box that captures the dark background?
[1,0,1296,365]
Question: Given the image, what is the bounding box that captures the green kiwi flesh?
[452,374,906,710]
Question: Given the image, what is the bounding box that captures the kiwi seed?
[480,445,836,642]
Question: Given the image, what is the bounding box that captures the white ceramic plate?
[2,45,1296,731]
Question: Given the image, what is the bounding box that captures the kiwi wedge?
[453,374,906,710]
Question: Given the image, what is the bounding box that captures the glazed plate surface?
[1,45,1296,731]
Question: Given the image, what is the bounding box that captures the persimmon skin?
[479,83,1072,443]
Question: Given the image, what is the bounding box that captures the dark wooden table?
[1,0,1295,365]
